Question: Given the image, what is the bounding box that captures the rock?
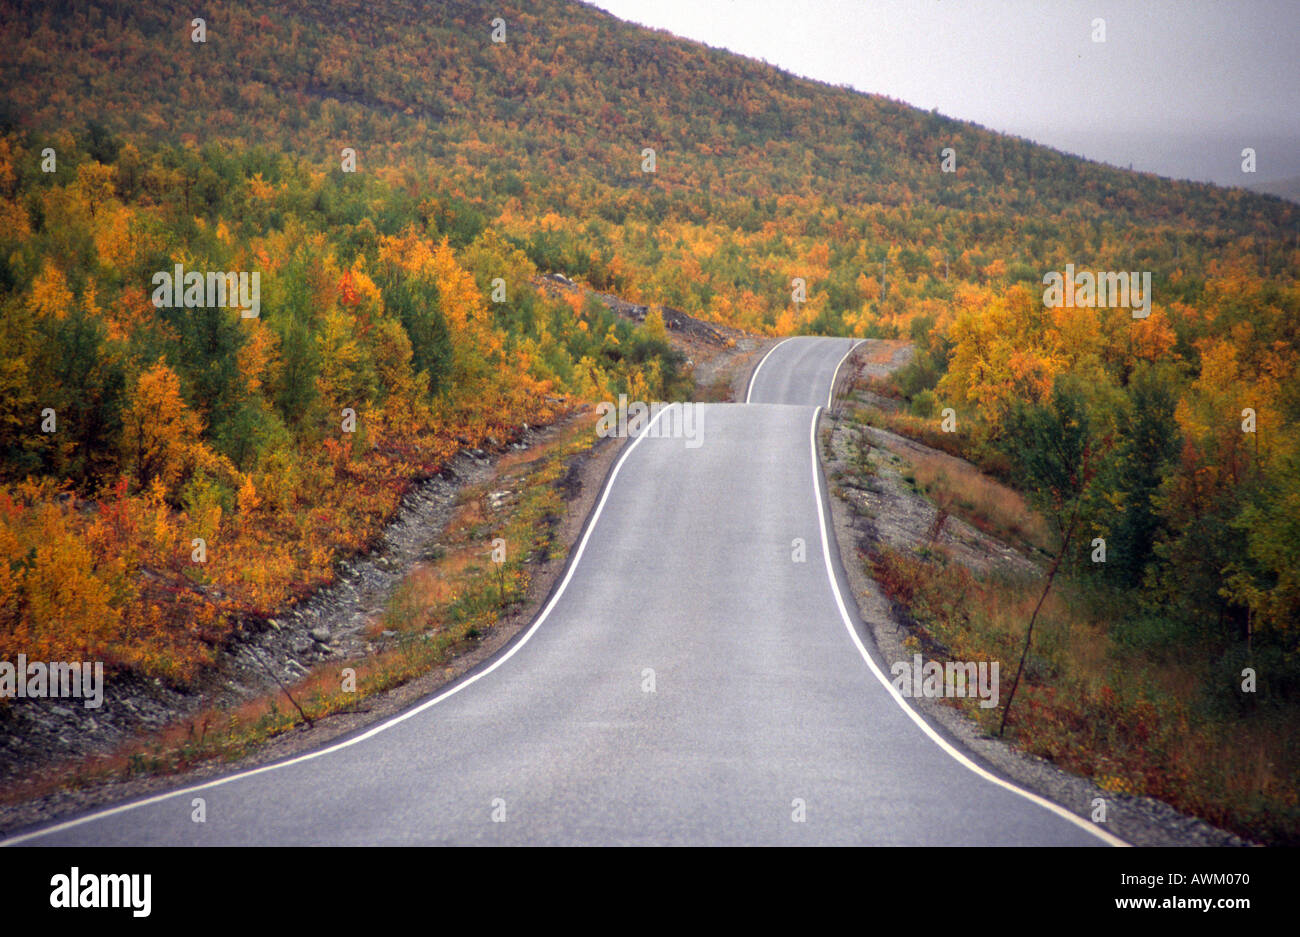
[309,627,331,644]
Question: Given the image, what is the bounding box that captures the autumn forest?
[0,0,1297,841]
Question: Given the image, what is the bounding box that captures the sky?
[587,0,1300,188]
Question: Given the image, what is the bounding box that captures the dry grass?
[849,389,1300,843]
[364,556,474,638]
[900,446,1053,556]
[864,340,910,366]
[869,543,1300,844]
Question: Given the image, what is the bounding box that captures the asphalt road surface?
[7,336,1120,846]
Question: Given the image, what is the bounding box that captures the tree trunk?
[998,510,1078,737]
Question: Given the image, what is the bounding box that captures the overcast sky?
[587,0,1300,187]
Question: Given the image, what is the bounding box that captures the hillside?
[0,0,1297,838]
[2,0,1295,329]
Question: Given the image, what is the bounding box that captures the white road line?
[825,339,862,410]
[744,337,793,403]
[805,407,1128,847]
[1,405,679,847]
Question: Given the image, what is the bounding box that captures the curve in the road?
[3,337,1124,846]
[746,335,859,408]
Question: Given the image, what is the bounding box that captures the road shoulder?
[818,341,1248,847]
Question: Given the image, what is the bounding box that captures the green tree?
[382,276,453,397]
[996,376,1112,735]
[1102,362,1180,586]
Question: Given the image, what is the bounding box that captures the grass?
[863,501,1300,845]
[900,447,1053,557]
[851,401,1016,479]
[696,372,735,403]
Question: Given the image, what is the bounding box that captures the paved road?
[746,336,860,407]
[7,338,1117,846]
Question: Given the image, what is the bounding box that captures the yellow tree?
[28,260,75,321]
[120,362,206,494]
[939,285,1061,430]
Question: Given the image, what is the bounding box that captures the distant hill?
[1249,175,1300,204]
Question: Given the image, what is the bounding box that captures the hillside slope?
[0,0,1296,837]
[1,0,1295,331]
